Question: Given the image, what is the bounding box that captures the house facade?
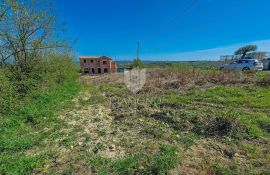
[80,56,117,75]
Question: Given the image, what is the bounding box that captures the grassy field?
[116,60,221,69]
[1,67,270,174]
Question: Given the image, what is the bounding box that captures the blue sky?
[54,0,270,61]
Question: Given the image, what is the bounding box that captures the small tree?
[130,58,144,69]
[235,45,257,59]
[0,0,71,95]
[0,0,69,74]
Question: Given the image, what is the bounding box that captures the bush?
[0,71,17,115]
[4,54,79,98]
[0,54,78,115]
[42,54,79,87]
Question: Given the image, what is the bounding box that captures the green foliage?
[152,145,180,174]
[84,73,270,174]
[0,1,81,174]
[179,133,200,148]
[0,0,76,97]
[170,63,193,71]
[42,54,79,87]
[0,81,81,174]
[256,71,270,86]
[3,54,78,99]
[130,58,144,69]
[0,55,78,120]
[211,160,237,175]
[0,153,46,175]
[118,61,221,69]
[154,86,270,140]
[0,70,18,115]
[0,0,67,80]
[235,45,257,58]
[235,45,257,55]
[1,56,270,175]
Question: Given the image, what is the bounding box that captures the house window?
[104,68,108,73]
[83,59,86,63]
[98,68,101,74]
[84,68,89,74]
[103,61,107,64]
[91,60,94,63]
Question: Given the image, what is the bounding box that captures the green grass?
[158,86,270,138]
[1,71,270,174]
[82,78,270,174]
[0,81,81,175]
[88,144,180,175]
[0,153,48,175]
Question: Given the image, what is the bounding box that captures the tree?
[235,45,257,59]
[0,0,17,20]
[0,0,69,77]
[0,1,9,20]
[130,58,144,69]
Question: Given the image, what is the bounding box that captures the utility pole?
[136,41,140,117]
[137,41,140,62]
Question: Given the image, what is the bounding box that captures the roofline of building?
[79,56,112,60]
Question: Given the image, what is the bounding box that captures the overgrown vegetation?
[0,0,80,174]
[1,0,270,174]
[78,68,270,174]
[2,59,270,174]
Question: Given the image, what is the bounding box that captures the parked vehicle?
[220,59,264,71]
[262,58,270,70]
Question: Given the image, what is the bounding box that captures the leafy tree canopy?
[235,45,257,59]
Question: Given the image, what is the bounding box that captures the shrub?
[42,54,79,87]
[4,54,79,98]
[0,70,17,115]
[1,53,78,114]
